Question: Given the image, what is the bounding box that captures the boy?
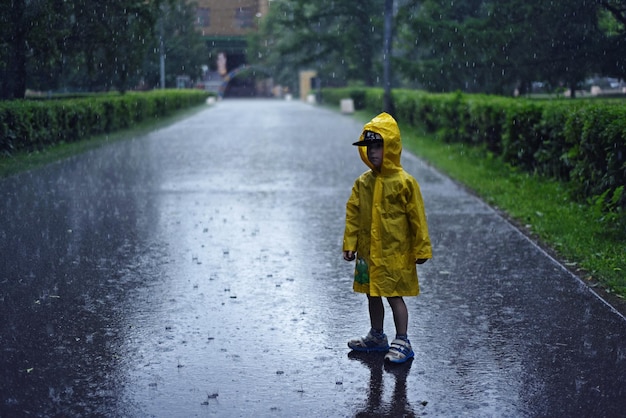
[343,112,432,364]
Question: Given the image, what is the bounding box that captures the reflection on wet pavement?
[1,99,624,417]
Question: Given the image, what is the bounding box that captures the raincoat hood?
[355,112,402,175]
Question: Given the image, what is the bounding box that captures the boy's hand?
[343,251,356,261]
[416,258,428,264]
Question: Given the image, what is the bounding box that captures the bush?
[566,104,626,210]
[320,87,368,110]
[321,87,626,216]
[501,100,544,170]
[466,96,508,153]
[0,90,212,156]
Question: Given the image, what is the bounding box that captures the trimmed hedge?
[321,88,626,213]
[0,90,212,155]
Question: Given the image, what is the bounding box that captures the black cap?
[352,130,383,146]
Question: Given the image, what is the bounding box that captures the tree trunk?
[569,81,577,99]
[383,0,394,115]
[1,1,27,99]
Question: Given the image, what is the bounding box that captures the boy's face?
[366,143,383,170]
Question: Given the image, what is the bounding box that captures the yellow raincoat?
[343,112,432,297]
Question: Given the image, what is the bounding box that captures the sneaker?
[348,330,389,352]
[384,338,414,364]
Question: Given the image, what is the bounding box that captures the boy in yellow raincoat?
[343,112,432,364]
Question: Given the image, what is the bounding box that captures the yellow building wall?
[299,70,318,101]
[195,0,269,36]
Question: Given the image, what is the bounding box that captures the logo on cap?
[366,131,381,141]
[353,130,383,146]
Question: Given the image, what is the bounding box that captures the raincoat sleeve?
[406,178,432,261]
[343,180,360,251]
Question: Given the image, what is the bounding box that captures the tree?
[141,1,207,89]
[396,0,608,97]
[0,0,29,99]
[0,0,165,98]
[250,0,385,91]
[63,0,161,92]
[0,0,69,98]
[395,0,499,92]
[596,0,626,80]
[519,0,604,97]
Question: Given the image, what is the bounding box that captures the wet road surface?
[1,99,625,417]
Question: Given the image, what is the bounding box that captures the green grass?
[350,109,625,301]
[0,104,208,178]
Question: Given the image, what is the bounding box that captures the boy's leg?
[385,297,414,363]
[367,294,385,332]
[386,297,408,337]
[347,295,389,352]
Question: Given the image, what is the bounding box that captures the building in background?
[195,0,268,37]
[194,0,271,97]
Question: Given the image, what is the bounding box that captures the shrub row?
[0,90,212,155]
[321,87,625,213]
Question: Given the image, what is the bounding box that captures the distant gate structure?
[218,65,273,98]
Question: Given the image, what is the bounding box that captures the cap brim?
[352,140,382,146]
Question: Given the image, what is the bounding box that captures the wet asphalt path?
[1,99,625,417]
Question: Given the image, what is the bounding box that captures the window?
[235,7,254,29]
[196,7,210,27]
